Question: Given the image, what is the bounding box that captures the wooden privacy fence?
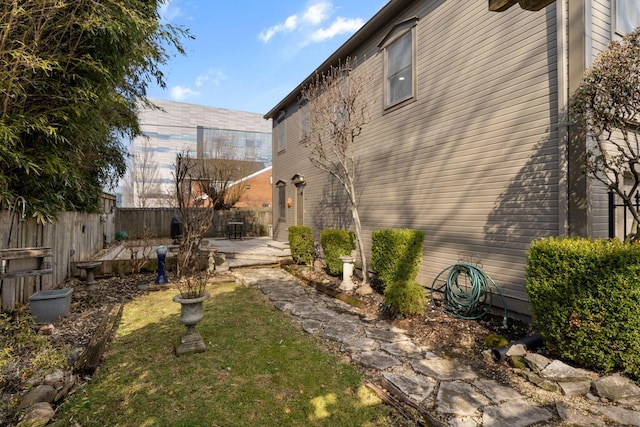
[0,204,272,310]
[0,197,116,310]
[115,207,273,239]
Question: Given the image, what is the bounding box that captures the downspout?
[557,0,569,237]
[566,0,589,237]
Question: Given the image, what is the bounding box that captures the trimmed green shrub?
[320,228,356,276]
[371,228,425,290]
[288,226,315,265]
[371,228,426,316]
[526,237,640,379]
[384,279,426,317]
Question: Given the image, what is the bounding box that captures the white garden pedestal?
[338,255,356,291]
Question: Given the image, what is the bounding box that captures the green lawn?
[52,282,406,426]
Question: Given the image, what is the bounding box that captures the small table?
[76,261,101,291]
[227,222,244,240]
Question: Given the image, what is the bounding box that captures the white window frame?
[380,18,417,110]
[614,0,640,36]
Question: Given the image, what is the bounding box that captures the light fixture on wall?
[291,174,305,186]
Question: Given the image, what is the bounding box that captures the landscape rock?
[350,351,401,370]
[16,402,54,427]
[436,381,490,416]
[539,359,592,382]
[380,340,424,358]
[473,379,524,403]
[43,369,64,388]
[18,385,56,409]
[591,373,640,404]
[382,372,436,403]
[597,406,640,426]
[411,358,478,381]
[556,403,605,427]
[558,380,591,397]
[505,343,527,357]
[517,370,559,393]
[481,400,553,427]
[523,353,551,373]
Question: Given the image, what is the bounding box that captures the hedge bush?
[288,226,315,265]
[320,228,356,276]
[371,228,425,290]
[526,237,640,379]
[371,228,426,316]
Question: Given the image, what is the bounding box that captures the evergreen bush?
[526,237,640,379]
[371,228,425,290]
[288,226,315,265]
[320,229,356,276]
[371,228,426,316]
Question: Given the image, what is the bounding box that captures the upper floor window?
[381,18,417,109]
[615,0,640,35]
[275,110,286,152]
[298,102,309,143]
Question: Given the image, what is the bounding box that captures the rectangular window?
[276,120,285,152]
[381,19,417,109]
[615,0,640,35]
[278,185,286,219]
[299,103,309,143]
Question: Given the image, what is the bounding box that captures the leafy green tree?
[0,0,189,221]
[572,27,640,240]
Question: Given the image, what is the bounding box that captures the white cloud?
[259,15,299,42]
[158,0,182,22]
[302,1,331,25]
[258,1,364,47]
[170,85,199,101]
[310,16,364,42]
[195,68,227,87]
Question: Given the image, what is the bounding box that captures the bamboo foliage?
[0,0,189,221]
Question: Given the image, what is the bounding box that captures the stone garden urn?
[173,292,210,356]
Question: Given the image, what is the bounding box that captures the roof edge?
[264,0,415,119]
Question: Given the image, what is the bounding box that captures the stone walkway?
[234,267,640,427]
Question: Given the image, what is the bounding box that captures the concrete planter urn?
[173,292,210,356]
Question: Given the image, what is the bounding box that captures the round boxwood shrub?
[288,226,315,265]
[320,228,356,276]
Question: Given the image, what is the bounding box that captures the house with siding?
[265,0,638,316]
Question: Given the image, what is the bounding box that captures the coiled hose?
[431,263,508,326]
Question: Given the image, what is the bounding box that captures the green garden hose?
[431,263,508,326]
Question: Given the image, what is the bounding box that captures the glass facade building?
[118,99,272,207]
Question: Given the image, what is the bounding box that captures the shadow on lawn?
[53,283,405,427]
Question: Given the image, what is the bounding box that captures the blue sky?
[147,1,388,115]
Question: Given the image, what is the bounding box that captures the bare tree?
[300,57,373,293]
[572,27,640,241]
[198,136,256,209]
[133,138,162,207]
[173,152,215,282]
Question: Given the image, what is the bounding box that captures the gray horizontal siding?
[272,0,561,316]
